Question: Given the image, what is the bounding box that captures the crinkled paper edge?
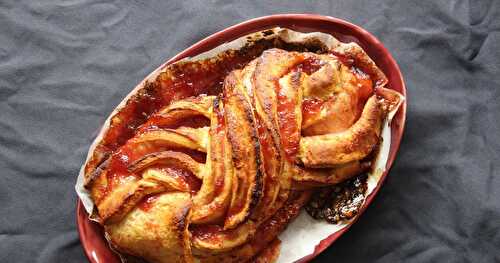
[75,27,404,263]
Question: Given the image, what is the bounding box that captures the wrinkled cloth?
[0,1,499,263]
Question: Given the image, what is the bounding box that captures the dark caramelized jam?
[305,174,368,224]
[178,149,207,163]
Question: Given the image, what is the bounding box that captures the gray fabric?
[1,1,499,262]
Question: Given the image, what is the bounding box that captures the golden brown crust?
[251,238,281,263]
[191,221,257,253]
[105,192,193,263]
[223,71,262,229]
[302,59,366,136]
[252,48,301,157]
[191,98,234,225]
[158,95,214,118]
[133,129,207,153]
[331,42,388,88]
[195,191,311,263]
[128,151,203,177]
[298,95,384,167]
[292,161,372,187]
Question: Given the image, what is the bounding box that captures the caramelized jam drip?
[305,174,368,223]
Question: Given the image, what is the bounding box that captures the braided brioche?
[86,48,400,263]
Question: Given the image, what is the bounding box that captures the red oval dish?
[77,14,407,263]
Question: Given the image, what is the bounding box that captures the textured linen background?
[1,1,499,262]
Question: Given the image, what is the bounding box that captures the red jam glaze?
[138,195,160,212]
[275,57,323,161]
[351,66,374,116]
[276,85,300,162]
[190,225,221,243]
[330,51,380,88]
[216,101,226,134]
[297,52,374,125]
[213,168,225,196]
[107,152,202,198]
[352,67,373,97]
[105,144,206,195]
[190,224,240,242]
[301,97,325,123]
[99,50,261,160]
[290,57,323,75]
[159,165,202,194]
[104,146,137,195]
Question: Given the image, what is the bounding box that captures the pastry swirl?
[85,46,401,262]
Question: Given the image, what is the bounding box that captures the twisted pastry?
[87,48,400,262]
